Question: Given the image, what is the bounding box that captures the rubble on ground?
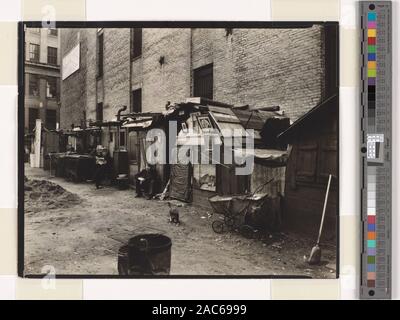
[25,178,81,213]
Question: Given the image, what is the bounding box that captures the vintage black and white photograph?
[20,22,339,277]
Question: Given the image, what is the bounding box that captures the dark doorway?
[46,109,57,130]
[131,88,142,113]
[193,63,213,99]
[96,102,103,122]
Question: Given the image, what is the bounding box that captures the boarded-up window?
[131,89,142,113]
[46,109,57,130]
[193,64,213,99]
[131,28,142,59]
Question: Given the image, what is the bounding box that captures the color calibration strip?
[366,8,377,288]
[360,1,392,300]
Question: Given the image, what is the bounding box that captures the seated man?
[94,146,110,189]
[134,165,157,199]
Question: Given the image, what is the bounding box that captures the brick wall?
[192,28,214,70]
[85,29,97,122]
[195,26,325,121]
[234,26,325,121]
[141,29,191,112]
[60,25,327,128]
[102,29,131,120]
[60,29,86,129]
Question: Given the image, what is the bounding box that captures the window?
[193,63,213,99]
[46,77,57,98]
[29,74,40,96]
[47,46,58,65]
[96,103,103,122]
[131,28,142,59]
[29,108,39,131]
[131,89,142,113]
[29,43,40,62]
[46,109,57,130]
[48,28,58,36]
[97,33,104,77]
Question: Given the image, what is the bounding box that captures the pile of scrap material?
[24,178,81,214]
[232,106,290,149]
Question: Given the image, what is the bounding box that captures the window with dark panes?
[97,33,104,77]
[46,109,57,130]
[29,108,39,131]
[131,28,142,59]
[47,46,57,65]
[131,89,142,113]
[29,43,40,62]
[193,64,213,99]
[49,28,58,36]
[29,74,40,96]
[46,77,57,98]
[96,103,103,122]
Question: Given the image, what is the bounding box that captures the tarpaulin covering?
[169,164,192,202]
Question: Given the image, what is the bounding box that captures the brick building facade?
[60,25,336,129]
[25,27,61,133]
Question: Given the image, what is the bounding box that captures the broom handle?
[317,174,332,245]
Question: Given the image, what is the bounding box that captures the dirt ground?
[24,165,336,278]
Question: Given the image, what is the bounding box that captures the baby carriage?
[209,178,274,239]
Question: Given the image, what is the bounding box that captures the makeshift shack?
[56,126,101,182]
[278,94,338,238]
[122,112,168,192]
[165,98,290,212]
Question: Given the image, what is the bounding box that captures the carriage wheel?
[239,224,255,239]
[224,215,236,228]
[212,220,226,234]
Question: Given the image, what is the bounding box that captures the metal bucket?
[127,234,172,275]
[117,245,129,275]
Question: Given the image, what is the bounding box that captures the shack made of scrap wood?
[278,95,338,238]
